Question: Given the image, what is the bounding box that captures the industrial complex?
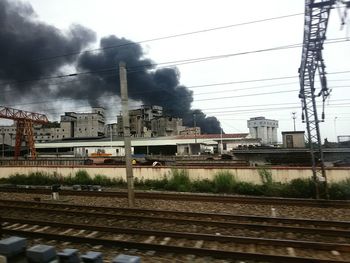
[0,1,350,262]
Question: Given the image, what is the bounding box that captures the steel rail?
[1,204,349,238]
[1,199,350,229]
[1,217,349,263]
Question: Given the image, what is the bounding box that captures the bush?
[111,177,126,187]
[281,178,315,198]
[233,182,263,196]
[74,170,92,185]
[329,179,350,200]
[165,169,192,192]
[93,174,111,186]
[6,172,61,185]
[192,179,214,193]
[144,177,169,190]
[213,171,236,193]
[259,182,285,197]
[6,173,28,185]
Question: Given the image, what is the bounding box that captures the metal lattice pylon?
[299,0,334,199]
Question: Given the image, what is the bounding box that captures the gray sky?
[8,0,350,141]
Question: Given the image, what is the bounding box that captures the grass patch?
[2,169,350,200]
[165,169,192,192]
[213,170,236,193]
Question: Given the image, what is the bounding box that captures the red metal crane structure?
[0,106,49,159]
[299,0,349,199]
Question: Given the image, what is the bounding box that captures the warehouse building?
[35,133,260,157]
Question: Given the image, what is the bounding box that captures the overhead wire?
[31,12,304,63]
[1,37,348,87]
[3,82,349,109]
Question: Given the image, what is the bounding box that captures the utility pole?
[292,112,297,131]
[220,128,223,155]
[193,113,197,144]
[119,61,135,208]
[334,117,338,142]
[1,131,4,159]
[110,124,113,149]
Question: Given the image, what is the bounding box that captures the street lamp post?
[334,117,338,142]
[9,133,13,157]
[110,124,113,149]
[193,113,197,144]
[220,128,223,155]
[292,112,297,131]
[1,131,5,158]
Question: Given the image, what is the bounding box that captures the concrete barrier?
[0,166,349,184]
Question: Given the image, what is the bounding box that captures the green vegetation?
[1,170,126,187]
[213,170,236,193]
[1,169,350,200]
[258,167,273,185]
[164,169,192,192]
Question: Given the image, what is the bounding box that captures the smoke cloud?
[0,0,222,134]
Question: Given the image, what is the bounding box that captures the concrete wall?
[0,166,349,184]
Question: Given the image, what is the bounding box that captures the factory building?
[179,127,201,136]
[151,116,184,137]
[60,107,105,138]
[0,107,106,146]
[117,105,186,137]
[34,133,260,157]
[247,117,278,145]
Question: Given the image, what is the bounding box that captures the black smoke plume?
[0,0,222,134]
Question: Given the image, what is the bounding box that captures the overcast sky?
[5,0,350,141]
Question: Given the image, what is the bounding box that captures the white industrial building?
[247,117,278,145]
[35,133,261,157]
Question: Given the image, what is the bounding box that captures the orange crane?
[0,106,49,159]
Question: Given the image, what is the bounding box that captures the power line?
[193,82,298,96]
[127,38,349,73]
[1,38,348,87]
[31,13,304,63]
[204,102,350,115]
[4,83,349,109]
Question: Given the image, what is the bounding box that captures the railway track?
[0,199,350,233]
[0,199,350,262]
[1,185,350,207]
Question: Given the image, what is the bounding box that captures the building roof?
[175,133,248,140]
[36,133,251,149]
[281,131,305,134]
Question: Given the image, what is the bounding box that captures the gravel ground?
[1,192,350,262]
[1,192,349,221]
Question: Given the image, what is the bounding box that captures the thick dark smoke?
[0,0,96,83]
[0,0,222,134]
